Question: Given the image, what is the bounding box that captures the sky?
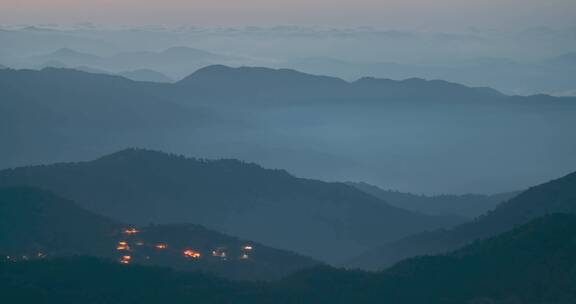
[1,0,575,30]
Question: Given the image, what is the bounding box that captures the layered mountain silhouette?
[348,169,576,269]
[118,69,174,83]
[175,64,504,103]
[38,48,103,65]
[0,149,462,263]
[1,66,575,193]
[3,214,576,303]
[0,67,203,168]
[348,181,520,218]
[0,187,119,257]
[270,213,576,303]
[43,64,175,83]
[28,47,240,79]
[281,55,576,96]
[0,187,319,280]
[110,47,233,66]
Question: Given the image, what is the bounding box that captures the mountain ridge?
[348,169,576,270]
[3,213,576,303]
[0,186,320,280]
[348,181,520,218]
[0,148,463,264]
[176,64,506,103]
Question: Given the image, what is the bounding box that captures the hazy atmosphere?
[2,0,576,29]
[2,1,576,303]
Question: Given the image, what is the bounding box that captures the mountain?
[162,46,232,61]
[348,170,576,270]
[31,48,103,66]
[348,181,520,218]
[0,256,249,304]
[176,65,504,103]
[111,47,232,65]
[25,47,239,79]
[50,48,101,61]
[0,67,203,168]
[1,66,575,194]
[71,66,174,83]
[0,64,7,69]
[105,47,240,78]
[281,55,576,96]
[37,59,68,69]
[271,213,576,304]
[3,214,576,303]
[0,149,463,264]
[0,187,319,281]
[0,186,119,257]
[119,69,174,83]
[74,65,113,75]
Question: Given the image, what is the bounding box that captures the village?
[117,228,255,265]
[2,227,255,267]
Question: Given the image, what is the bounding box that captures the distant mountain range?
[2,25,576,95]
[0,148,462,264]
[348,182,520,218]
[28,47,241,79]
[1,66,575,194]
[0,187,319,281]
[281,54,576,96]
[0,67,201,168]
[39,48,101,64]
[271,213,576,303]
[175,64,504,103]
[118,69,174,83]
[4,213,576,303]
[38,62,175,83]
[348,169,576,270]
[109,46,234,66]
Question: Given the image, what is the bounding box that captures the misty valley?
[1,10,576,304]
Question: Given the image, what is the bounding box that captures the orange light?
[123,228,140,235]
[119,255,132,264]
[117,241,130,250]
[155,243,168,249]
[183,249,201,259]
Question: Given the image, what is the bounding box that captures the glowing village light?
[117,241,130,251]
[120,255,132,264]
[123,228,140,235]
[155,243,168,249]
[183,249,201,259]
